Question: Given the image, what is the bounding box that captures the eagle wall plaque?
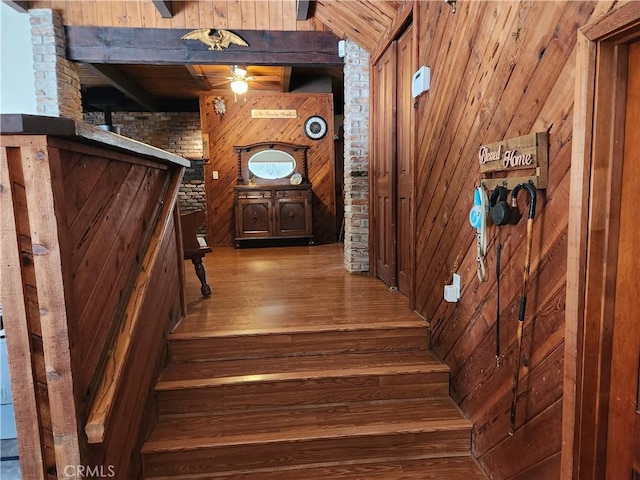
[181,29,249,51]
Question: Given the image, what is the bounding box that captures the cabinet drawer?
[236,189,272,199]
[276,189,309,199]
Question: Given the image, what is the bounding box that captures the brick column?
[30,9,82,121]
[343,41,370,272]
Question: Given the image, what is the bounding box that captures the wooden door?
[396,26,414,296]
[606,40,640,480]
[373,44,397,287]
[372,25,414,293]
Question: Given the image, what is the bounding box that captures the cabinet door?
[236,198,273,238]
[275,190,311,237]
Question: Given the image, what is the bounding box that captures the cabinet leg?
[191,256,212,297]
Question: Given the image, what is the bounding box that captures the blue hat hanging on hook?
[469,187,485,229]
[470,186,488,282]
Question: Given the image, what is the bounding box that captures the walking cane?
[509,182,537,435]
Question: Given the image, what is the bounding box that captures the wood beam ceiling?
[66,27,342,67]
[152,0,173,19]
[297,0,311,21]
[83,63,158,112]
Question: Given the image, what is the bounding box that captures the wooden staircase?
[142,324,486,479]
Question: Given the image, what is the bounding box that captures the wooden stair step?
[144,456,486,480]
[156,351,450,414]
[142,398,472,477]
[168,322,428,362]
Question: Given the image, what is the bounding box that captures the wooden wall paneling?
[418,0,548,316]
[212,0,228,29]
[76,166,169,399]
[472,343,565,455]
[126,0,143,27]
[225,0,243,30]
[240,0,257,29]
[479,399,563,479]
[196,0,215,30]
[80,0,97,26]
[314,0,400,52]
[408,1,622,478]
[82,180,182,477]
[64,0,83,25]
[84,168,181,445]
[437,114,573,387]
[140,0,161,28]
[182,1,201,28]
[418,0,576,334]
[0,145,47,479]
[269,0,284,30]
[562,4,640,479]
[414,1,515,314]
[202,93,335,246]
[19,142,83,475]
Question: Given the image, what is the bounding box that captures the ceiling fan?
[205,65,282,99]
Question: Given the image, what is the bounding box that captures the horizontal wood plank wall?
[201,93,336,245]
[29,0,327,31]
[0,134,184,479]
[410,1,615,478]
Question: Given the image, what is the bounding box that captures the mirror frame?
[234,142,310,186]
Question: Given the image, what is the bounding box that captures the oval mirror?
[247,150,296,180]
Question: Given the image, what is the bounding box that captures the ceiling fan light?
[233,65,248,77]
[230,79,249,94]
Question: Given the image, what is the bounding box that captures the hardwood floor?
[142,244,487,479]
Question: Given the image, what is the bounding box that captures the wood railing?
[0,115,188,479]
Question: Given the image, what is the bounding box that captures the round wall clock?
[304,115,328,140]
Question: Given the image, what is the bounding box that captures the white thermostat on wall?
[412,66,431,98]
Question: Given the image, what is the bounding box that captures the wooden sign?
[479,132,548,189]
[251,109,298,119]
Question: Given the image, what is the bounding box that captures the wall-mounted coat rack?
[478,132,549,191]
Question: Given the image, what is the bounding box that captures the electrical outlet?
[212,171,219,180]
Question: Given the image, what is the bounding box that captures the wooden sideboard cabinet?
[234,184,313,246]
[233,142,314,247]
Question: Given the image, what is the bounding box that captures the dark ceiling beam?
[66,27,343,67]
[2,1,30,13]
[152,0,173,18]
[83,63,158,112]
[281,67,292,93]
[82,87,198,112]
[296,0,311,21]
[185,65,211,91]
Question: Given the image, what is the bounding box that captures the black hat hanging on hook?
[490,186,511,226]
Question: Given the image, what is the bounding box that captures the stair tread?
[143,397,471,453]
[158,351,449,389]
[169,320,426,340]
[145,456,486,480]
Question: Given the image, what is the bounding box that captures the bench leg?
[191,256,212,297]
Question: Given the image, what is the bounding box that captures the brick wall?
[343,41,370,272]
[30,9,82,120]
[84,111,206,220]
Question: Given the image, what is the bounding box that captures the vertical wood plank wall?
[28,0,328,31]
[201,93,336,245]
[0,134,184,479]
[408,1,618,478]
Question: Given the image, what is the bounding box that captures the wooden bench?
[180,211,212,297]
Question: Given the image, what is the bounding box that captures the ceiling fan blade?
[209,79,232,87]
[252,75,281,81]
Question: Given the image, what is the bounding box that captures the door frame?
[369,7,416,300]
[562,4,640,479]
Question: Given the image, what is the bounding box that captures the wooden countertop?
[1,114,190,168]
